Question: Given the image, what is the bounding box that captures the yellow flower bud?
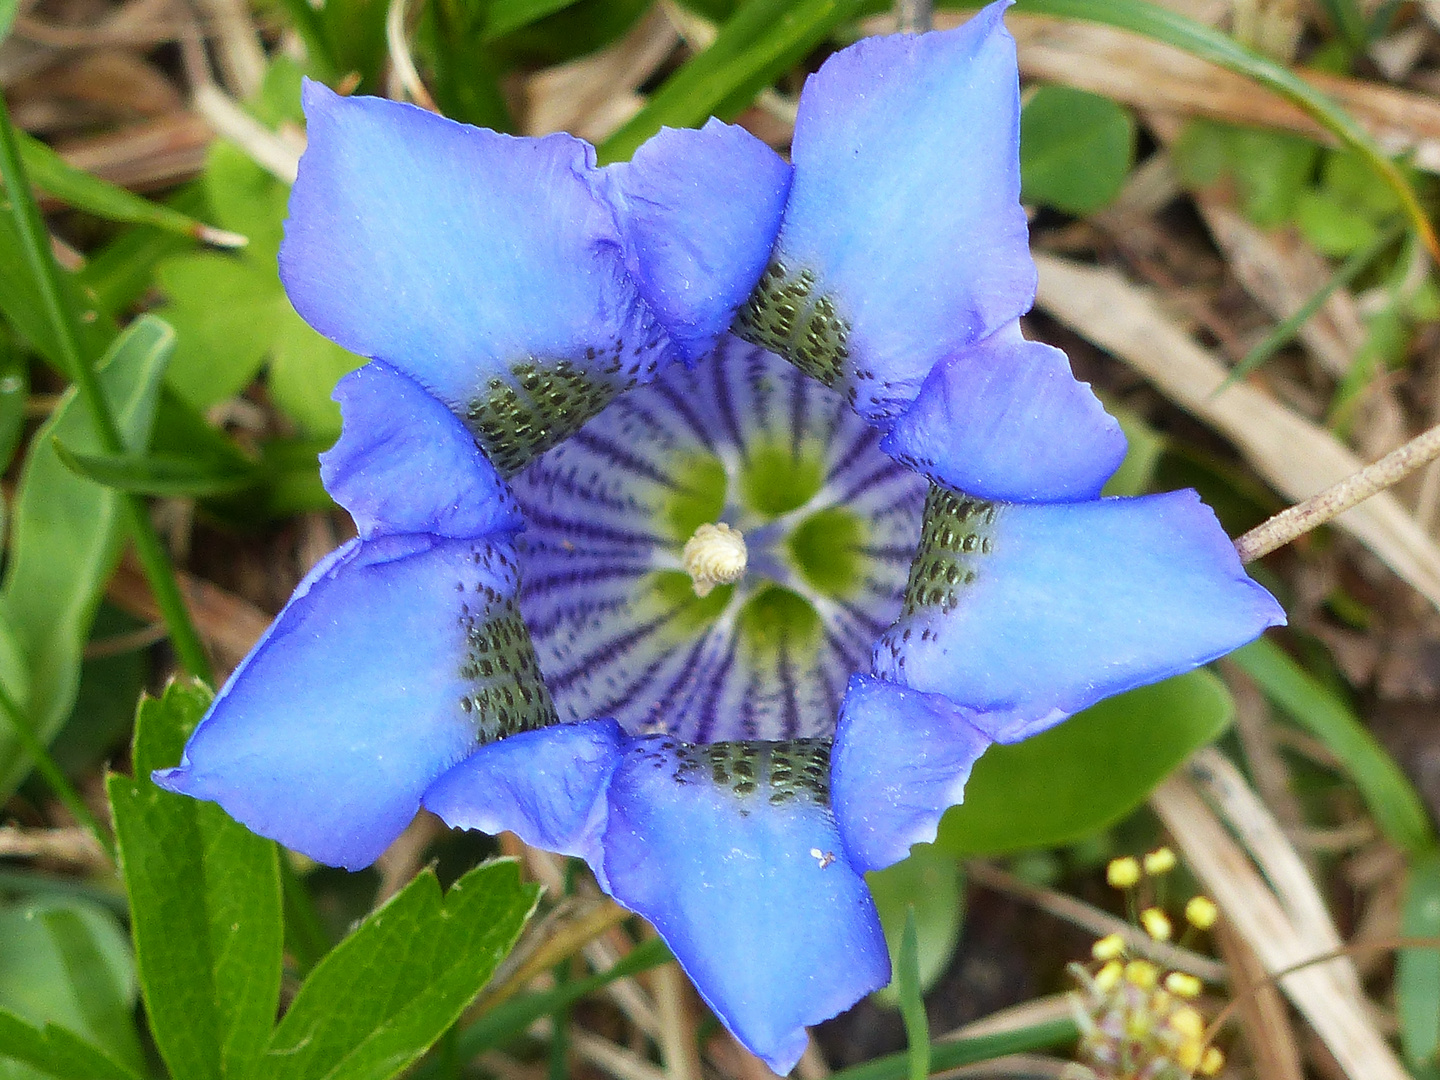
[1185,895,1219,930]
[1124,959,1159,990]
[1140,908,1173,941]
[1169,1005,1205,1040]
[1094,959,1123,992]
[1107,856,1141,889]
[1164,971,1203,999]
[1143,847,1177,875]
[1200,1046,1225,1075]
[1092,933,1126,961]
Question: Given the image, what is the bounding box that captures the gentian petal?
[738,1,1033,424]
[600,737,889,1074]
[831,676,991,873]
[602,122,791,362]
[321,361,522,540]
[880,322,1127,502]
[873,489,1285,742]
[281,81,673,475]
[154,535,551,869]
[423,719,624,865]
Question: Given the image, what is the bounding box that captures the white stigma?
[682,522,748,598]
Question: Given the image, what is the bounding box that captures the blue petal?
[831,676,991,873]
[873,490,1286,742]
[154,534,541,869]
[321,361,523,540]
[880,322,1126,502]
[602,121,791,363]
[600,737,889,1073]
[281,82,674,474]
[423,719,624,864]
[743,1,1033,424]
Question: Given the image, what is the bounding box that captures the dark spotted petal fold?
[597,736,889,1075]
[880,322,1127,503]
[282,82,675,476]
[872,491,1286,743]
[321,361,522,541]
[155,535,551,869]
[831,675,991,874]
[602,120,792,363]
[738,3,1034,425]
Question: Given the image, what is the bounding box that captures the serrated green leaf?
[261,860,540,1080]
[17,132,239,244]
[0,1011,141,1080]
[0,317,170,797]
[869,846,963,1008]
[108,678,283,1080]
[1231,638,1435,854]
[1400,849,1440,1070]
[937,670,1233,855]
[598,0,865,164]
[1020,86,1134,215]
[0,899,141,1073]
[53,445,260,497]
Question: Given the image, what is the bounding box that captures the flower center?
[508,337,928,744]
[683,522,748,598]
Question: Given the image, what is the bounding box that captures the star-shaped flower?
[156,4,1284,1071]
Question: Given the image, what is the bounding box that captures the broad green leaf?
[1296,189,1380,255]
[1019,86,1134,215]
[1,0,16,40]
[259,860,540,1080]
[157,254,289,410]
[54,445,260,497]
[598,0,865,163]
[0,898,142,1072]
[268,312,363,438]
[0,1011,140,1080]
[18,132,240,244]
[937,670,1233,855]
[1231,637,1435,854]
[1174,119,1319,227]
[0,206,111,372]
[869,846,963,1008]
[0,317,171,796]
[1400,849,1440,1070]
[107,679,283,1080]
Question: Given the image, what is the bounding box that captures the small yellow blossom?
[1092,933,1126,961]
[1164,971,1203,999]
[1185,895,1219,930]
[1143,847,1177,875]
[1107,856,1141,889]
[1140,908,1173,941]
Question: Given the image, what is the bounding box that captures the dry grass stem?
[1033,254,1440,608]
[0,825,109,869]
[384,0,437,111]
[192,82,301,182]
[966,861,1228,983]
[1150,770,1407,1080]
[106,558,270,674]
[572,1028,669,1080]
[1213,920,1306,1080]
[940,1055,1074,1079]
[475,894,633,1014]
[651,959,702,1080]
[940,993,1076,1041]
[1235,421,1440,563]
[188,0,265,98]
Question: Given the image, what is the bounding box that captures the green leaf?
[17,132,240,245]
[1400,849,1440,1070]
[53,445,259,497]
[0,898,142,1072]
[107,678,283,1080]
[0,335,27,476]
[0,317,170,797]
[157,254,289,410]
[1296,189,1380,255]
[895,910,929,1080]
[598,0,865,163]
[1230,638,1435,854]
[444,937,672,1067]
[1,0,17,41]
[485,0,583,39]
[49,607,147,778]
[268,313,363,439]
[0,1011,141,1080]
[937,670,1233,855]
[868,846,964,1007]
[827,1016,1079,1080]
[0,205,112,373]
[1020,86,1134,215]
[259,860,540,1080]
[1177,120,1319,227]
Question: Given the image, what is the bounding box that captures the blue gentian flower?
[155,3,1285,1071]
